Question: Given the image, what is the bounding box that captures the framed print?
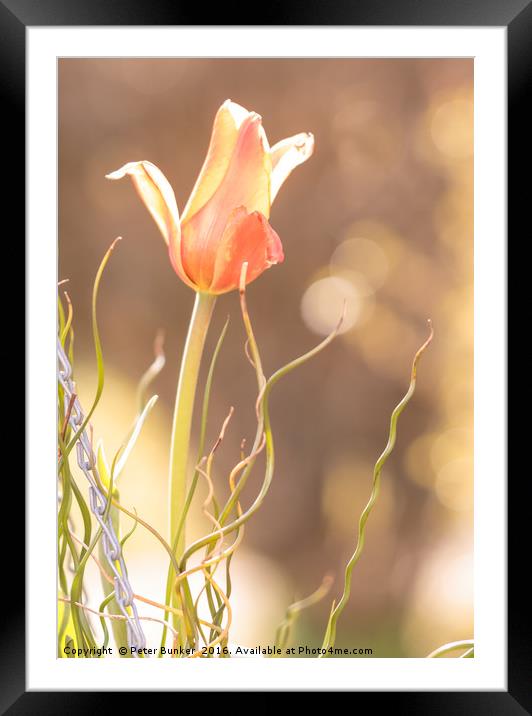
[5,0,522,709]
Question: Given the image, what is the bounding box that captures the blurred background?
[59,58,473,657]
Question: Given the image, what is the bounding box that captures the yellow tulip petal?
[106,160,179,245]
[181,101,250,223]
[269,132,315,203]
[181,100,271,226]
[106,161,193,287]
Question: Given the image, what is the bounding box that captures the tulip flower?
[106,99,314,294]
[107,102,314,643]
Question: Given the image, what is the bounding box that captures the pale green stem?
[168,291,216,636]
[169,291,216,555]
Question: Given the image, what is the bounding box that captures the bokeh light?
[330,230,391,291]
[301,276,361,335]
[430,96,474,161]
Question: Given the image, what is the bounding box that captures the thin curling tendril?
[320,320,434,656]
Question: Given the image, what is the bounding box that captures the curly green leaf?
[274,575,333,654]
[427,639,474,658]
[320,320,434,656]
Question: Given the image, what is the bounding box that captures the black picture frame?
[6,0,520,711]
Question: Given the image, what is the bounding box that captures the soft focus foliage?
[59,58,473,656]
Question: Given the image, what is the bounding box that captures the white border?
[28,27,506,691]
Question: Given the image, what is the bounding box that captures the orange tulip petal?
[269,132,315,203]
[106,161,193,287]
[180,113,272,288]
[207,208,284,294]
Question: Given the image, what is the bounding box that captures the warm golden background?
[59,58,473,656]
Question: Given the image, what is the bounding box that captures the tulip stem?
[168,291,216,633]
